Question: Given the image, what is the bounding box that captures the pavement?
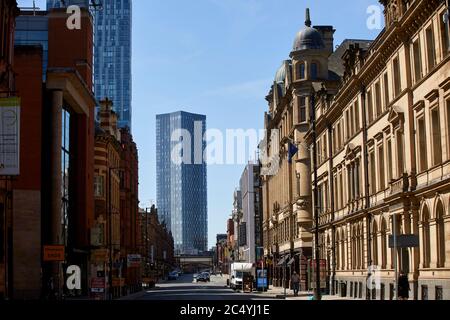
[120,274,358,301]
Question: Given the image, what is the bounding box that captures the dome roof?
[292,8,324,51]
[275,60,291,83]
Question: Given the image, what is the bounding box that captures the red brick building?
[119,127,141,294]
[0,0,19,300]
[140,206,174,281]
[12,8,96,299]
[93,99,122,299]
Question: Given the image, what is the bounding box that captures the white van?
[229,263,254,291]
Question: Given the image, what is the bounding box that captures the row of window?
[416,97,450,173]
[331,197,447,273]
[319,93,449,213]
[268,214,300,246]
[412,10,449,85]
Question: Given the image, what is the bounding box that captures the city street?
[131,275,274,301]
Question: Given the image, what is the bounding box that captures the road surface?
[133,274,274,301]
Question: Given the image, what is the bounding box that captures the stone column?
[50,90,63,297]
[411,210,420,276]
[429,220,438,269]
[444,215,450,268]
[296,141,311,227]
[418,222,425,269]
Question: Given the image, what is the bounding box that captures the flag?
[288,142,299,164]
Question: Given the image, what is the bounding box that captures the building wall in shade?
[156,111,207,255]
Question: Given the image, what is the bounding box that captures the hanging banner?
[0,97,20,176]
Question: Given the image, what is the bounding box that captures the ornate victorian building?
[261,9,342,290]
[305,0,450,300]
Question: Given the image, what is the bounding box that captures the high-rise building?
[46,0,90,8]
[47,0,132,129]
[156,111,208,255]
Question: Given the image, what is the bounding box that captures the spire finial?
[305,8,311,27]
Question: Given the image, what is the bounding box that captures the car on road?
[196,272,210,282]
[168,271,179,281]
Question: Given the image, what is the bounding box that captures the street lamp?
[108,166,123,300]
[311,89,322,301]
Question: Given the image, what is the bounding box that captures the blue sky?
[19,0,382,249]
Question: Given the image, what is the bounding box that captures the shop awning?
[277,255,289,266]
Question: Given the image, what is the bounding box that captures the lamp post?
[108,166,123,300]
[310,89,322,300]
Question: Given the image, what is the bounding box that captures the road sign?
[389,234,419,248]
[43,245,65,262]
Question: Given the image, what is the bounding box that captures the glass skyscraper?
[156,111,208,255]
[47,0,132,129]
[46,0,91,8]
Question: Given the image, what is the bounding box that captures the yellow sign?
[43,245,65,262]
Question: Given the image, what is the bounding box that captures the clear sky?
[19,0,382,249]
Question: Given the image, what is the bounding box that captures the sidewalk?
[254,286,362,300]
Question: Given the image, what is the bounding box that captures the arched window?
[298,63,305,80]
[422,205,431,268]
[358,225,364,269]
[436,201,446,268]
[311,62,318,80]
[372,220,378,267]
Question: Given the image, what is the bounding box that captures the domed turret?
[274,60,291,83]
[292,8,325,51]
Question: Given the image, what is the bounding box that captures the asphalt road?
[134,274,274,301]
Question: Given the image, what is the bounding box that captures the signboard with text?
[43,245,65,262]
[0,97,20,176]
[256,269,268,290]
[91,277,105,293]
[127,254,142,268]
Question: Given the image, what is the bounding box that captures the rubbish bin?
[340,282,347,298]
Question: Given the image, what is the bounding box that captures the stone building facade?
[261,8,340,290]
[304,0,450,300]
